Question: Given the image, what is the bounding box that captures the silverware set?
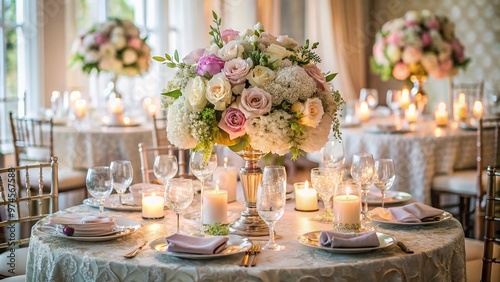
[239,243,261,267]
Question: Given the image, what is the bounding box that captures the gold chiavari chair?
[0,157,59,280]
[138,143,194,184]
[481,166,500,281]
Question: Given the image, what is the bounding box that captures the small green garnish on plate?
[203,222,229,236]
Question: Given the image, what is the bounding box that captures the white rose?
[122,48,138,65]
[264,44,293,63]
[206,73,233,111]
[247,66,276,87]
[299,98,324,128]
[254,22,264,32]
[82,34,96,47]
[204,44,220,55]
[99,43,116,58]
[110,27,127,50]
[385,44,401,63]
[239,28,254,39]
[84,50,100,63]
[276,35,299,49]
[184,76,208,112]
[218,41,245,61]
[405,11,420,23]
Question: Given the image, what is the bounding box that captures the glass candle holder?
[333,180,361,232]
[142,187,165,219]
[294,181,318,212]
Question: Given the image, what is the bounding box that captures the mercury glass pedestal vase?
[410,75,428,114]
[229,148,269,236]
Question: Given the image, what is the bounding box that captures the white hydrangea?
[245,110,292,155]
[166,97,198,149]
[263,66,316,106]
[299,114,333,153]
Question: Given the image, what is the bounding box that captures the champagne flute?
[189,149,217,231]
[373,159,396,208]
[257,166,287,251]
[350,153,375,219]
[311,168,343,222]
[165,178,194,233]
[110,160,133,206]
[321,137,345,169]
[86,166,113,213]
[153,155,179,185]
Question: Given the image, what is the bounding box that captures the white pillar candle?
[212,157,238,202]
[400,88,410,110]
[472,100,483,119]
[434,102,448,126]
[405,104,418,123]
[73,99,87,120]
[358,101,370,122]
[456,93,468,121]
[334,194,361,228]
[294,181,318,211]
[142,192,165,219]
[203,185,228,224]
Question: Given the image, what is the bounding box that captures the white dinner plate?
[366,191,413,205]
[364,125,412,134]
[183,211,240,225]
[369,211,453,226]
[150,234,251,259]
[298,231,396,254]
[37,217,141,242]
[84,194,142,211]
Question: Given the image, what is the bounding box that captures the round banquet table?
[52,124,153,184]
[26,194,466,281]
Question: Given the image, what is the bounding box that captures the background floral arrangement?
[371,10,470,81]
[71,19,151,76]
[155,12,343,159]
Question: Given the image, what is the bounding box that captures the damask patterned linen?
[52,125,153,184]
[309,118,494,204]
[26,199,465,281]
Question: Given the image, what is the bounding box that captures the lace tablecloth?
[52,125,153,184]
[308,118,495,204]
[26,198,466,281]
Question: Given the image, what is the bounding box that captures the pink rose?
[259,32,278,46]
[424,16,440,30]
[238,87,272,118]
[450,38,466,63]
[196,54,225,77]
[223,58,253,85]
[128,37,143,50]
[385,32,402,46]
[218,107,247,140]
[303,64,329,91]
[392,62,410,80]
[373,40,389,66]
[421,33,432,47]
[94,32,108,46]
[183,48,205,65]
[221,29,239,43]
[402,46,423,65]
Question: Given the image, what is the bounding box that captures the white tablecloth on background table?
[53,124,154,184]
[26,194,466,281]
[308,117,495,204]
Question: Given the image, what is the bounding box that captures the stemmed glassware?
[257,166,287,251]
[165,178,194,233]
[386,89,402,114]
[350,153,375,220]
[360,88,379,110]
[311,167,343,222]
[110,160,133,206]
[153,155,179,185]
[189,149,217,231]
[86,166,113,213]
[373,159,396,208]
[321,137,345,169]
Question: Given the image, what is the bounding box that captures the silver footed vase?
[229,147,269,236]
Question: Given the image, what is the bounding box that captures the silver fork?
[123,241,148,258]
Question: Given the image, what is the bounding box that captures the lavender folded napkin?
[47,213,116,237]
[166,233,229,255]
[388,202,444,223]
[319,231,380,248]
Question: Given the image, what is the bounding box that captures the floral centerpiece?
[71,19,151,76]
[155,12,343,160]
[371,10,470,81]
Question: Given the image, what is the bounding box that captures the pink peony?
[183,48,205,65]
[421,32,432,47]
[303,64,329,91]
[221,29,239,43]
[128,37,143,50]
[94,32,108,46]
[196,54,225,77]
[402,46,423,65]
[392,62,410,80]
[218,107,247,140]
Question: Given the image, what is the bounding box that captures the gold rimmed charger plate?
[298,231,396,254]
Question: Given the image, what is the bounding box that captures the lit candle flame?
[473,101,483,119]
[123,116,131,125]
[216,180,220,191]
[102,116,110,124]
[224,157,228,169]
[304,180,309,189]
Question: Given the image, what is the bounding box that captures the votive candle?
[434,102,448,126]
[142,192,165,219]
[405,104,418,123]
[358,101,370,122]
[400,88,411,110]
[73,99,87,120]
[294,181,318,211]
[472,100,483,119]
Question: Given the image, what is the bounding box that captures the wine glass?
[321,137,345,169]
[165,178,194,233]
[110,160,133,206]
[373,159,396,208]
[311,167,343,222]
[86,166,113,213]
[360,88,379,110]
[153,155,179,185]
[257,166,287,251]
[350,153,375,219]
[189,149,217,230]
[386,89,402,114]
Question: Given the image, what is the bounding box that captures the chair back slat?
[0,157,59,250]
[481,166,500,282]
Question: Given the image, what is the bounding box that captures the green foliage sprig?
[203,222,229,236]
[289,40,321,65]
[153,50,181,68]
[209,11,223,48]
